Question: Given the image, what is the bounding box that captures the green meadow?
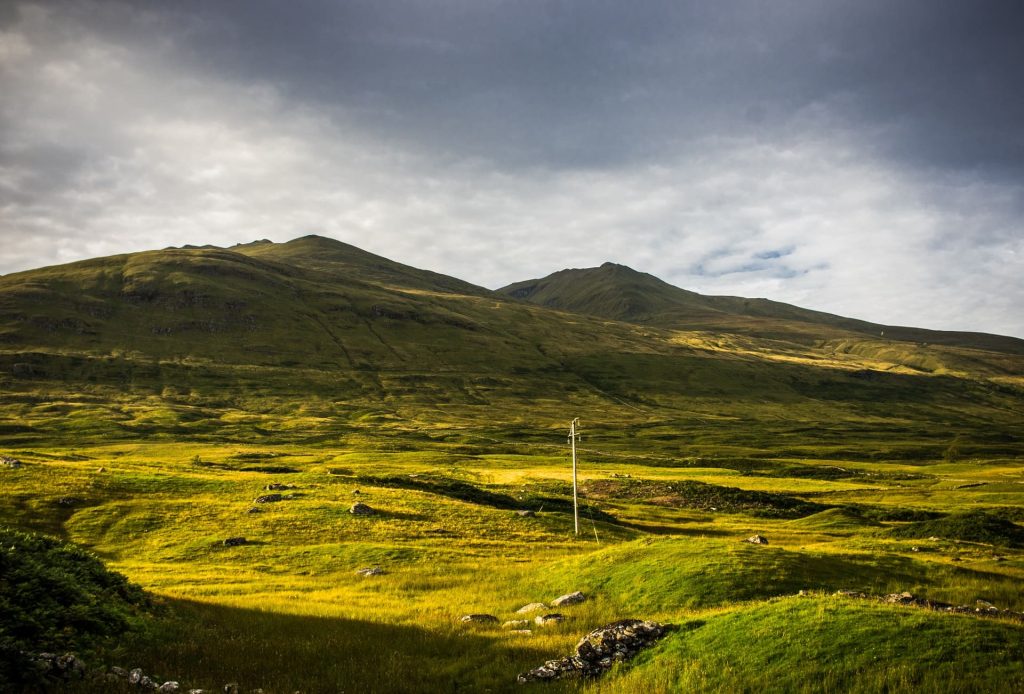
[1,237,1023,692]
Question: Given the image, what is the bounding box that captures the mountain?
[1,236,1022,462]
[498,262,1024,354]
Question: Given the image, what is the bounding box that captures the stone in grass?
[744,534,769,545]
[350,502,375,516]
[158,683,181,693]
[551,591,586,607]
[516,602,548,614]
[516,510,536,517]
[1,455,22,468]
[246,507,263,514]
[503,620,531,629]
[535,613,564,626]
[517,619,672,683]
[254,494,283,504]
[356,566,385,577]
[460,614,499,624]
[223,537,247,547]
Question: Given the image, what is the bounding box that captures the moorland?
[1,235,1022,692]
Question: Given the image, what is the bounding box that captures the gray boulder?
[459,614,499,624]
[515,602,547,614]
[551,591,586,607]
[254,494,283,504]
[356,566,385,577]
[744,534,769,545]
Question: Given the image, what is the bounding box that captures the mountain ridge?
[498,262,1024,355]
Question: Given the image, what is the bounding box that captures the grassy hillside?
[498,262,1024,355]
[1,236,1022,691]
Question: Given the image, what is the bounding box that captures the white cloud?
[1,3,1022,338]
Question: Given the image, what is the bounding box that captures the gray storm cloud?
[0,0,1022,336]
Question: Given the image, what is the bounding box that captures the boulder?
[516,510,536,517]
[459,614,499,624]
[744,534,769,545]
[349,502,375,516]
[254,494,283,504]
[158,683,181,693]
[356,566,385,577]
[129,668,144,685]
[223,537,247,547]
[551,591,586,607]
[1,455,22,468]
[517,619,672,683]
[534,613,564,626]
[265,483,296,491]
[516,602,547,614]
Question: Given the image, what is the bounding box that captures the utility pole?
[569,417,581,535]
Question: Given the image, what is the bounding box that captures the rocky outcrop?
[517,619,672,683]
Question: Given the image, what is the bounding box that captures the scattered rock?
[224,683,240,694]
[356,566,385,577]
[158,682,181,693]
[744,534,769,545]
[517,619,672,683]
[254,494,283,504]
[188,690,207,694]
[246,507,262,514]
[503,620,531,629]
[1,455,22,469]
[839,590,1024,622]
[223,537,247,547]
[516,602,548,614]
[57,497,83,507]
[516,510,536,517]
[551,591,586,607]
[349,502,375,516]
[110,666,128,678]
[140,675,157,689]
[535,613,564,626]
[265,483,296,491]
[130,668,145,685]
[459,614,499,624]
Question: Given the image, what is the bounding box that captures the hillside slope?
[498,263,1024,355]
[1,237,1022,462]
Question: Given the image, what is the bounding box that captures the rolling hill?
[2,235,1024,692]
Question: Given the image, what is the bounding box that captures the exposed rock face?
[254,494,283,504]
[517,619,672,683]
[459,614,499,624]
[356,566,385,576]
[223,537,247,547]
[551,591,586,607]
[516,602,547,614]
[349,502,375,515]
[744,534,769,545]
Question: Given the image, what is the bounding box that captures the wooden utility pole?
[569,417,581,535]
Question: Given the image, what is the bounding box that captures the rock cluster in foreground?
[517,619,671,683]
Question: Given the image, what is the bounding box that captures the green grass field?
[1,237,1022,691]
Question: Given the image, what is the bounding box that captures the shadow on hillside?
[66,597,558,694]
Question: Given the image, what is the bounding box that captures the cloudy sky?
[2,1,1023,337]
